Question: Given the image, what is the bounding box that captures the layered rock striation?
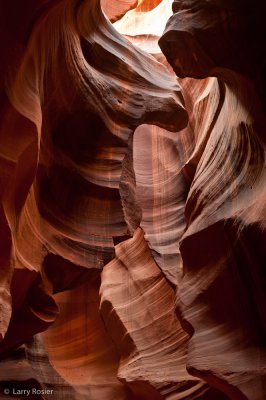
[0,0,265,399]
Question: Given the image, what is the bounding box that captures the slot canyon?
[0,1,265,399]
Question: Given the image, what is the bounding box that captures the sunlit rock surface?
[0,0,265,399]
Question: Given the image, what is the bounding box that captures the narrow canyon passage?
[0,1,265,399]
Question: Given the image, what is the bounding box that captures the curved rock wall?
[0,0,265,399]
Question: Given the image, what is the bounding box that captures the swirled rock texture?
[0,0,265,399]
[159,1,266,399]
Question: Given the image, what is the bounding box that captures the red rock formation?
[101,0,137,22]
[0,0,186,350]
[0,0,265,399]
[100,228,208,398]
[159,1,266,399]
